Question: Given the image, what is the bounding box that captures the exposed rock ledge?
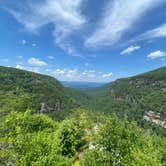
[143,111,166,128]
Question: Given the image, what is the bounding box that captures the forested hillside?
[0,66,90,120]
[87,66,166,136]
[0,66,165,165]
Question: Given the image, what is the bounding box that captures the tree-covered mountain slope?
[109,66,166,114]
[0,65,165,133]
[87,66,166,134]
[0,66,90,120]
[0,66,165,165]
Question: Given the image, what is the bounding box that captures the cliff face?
[143,111,166,128]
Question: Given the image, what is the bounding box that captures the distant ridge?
[61,81,105,90]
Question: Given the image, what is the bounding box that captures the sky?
[0,0,166,82]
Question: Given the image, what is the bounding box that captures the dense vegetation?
[0,66,90,121]
[0,66,165,165]
[87,66,166,136]
[0,109,165,165]
[89,66,166,114]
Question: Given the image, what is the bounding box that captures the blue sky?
[0,0,166,82]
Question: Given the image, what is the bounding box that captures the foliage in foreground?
[0,109,165,166]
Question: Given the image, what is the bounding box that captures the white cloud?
[52,69,79,81]
[102,72,113,78]
[53,69,66,75]
[121,45,141,55]
[32,43,37,47]
[16,64,25,70]
[46,68,113,82]
[81,70,96,80]
[136,23,166,41]
[147,50,166,59]
[15,64,40,73]
[7,0,85,56]
[28,57,47,66]
[85,0,164,47]
[47,56,54,60]
[55,69,77,77]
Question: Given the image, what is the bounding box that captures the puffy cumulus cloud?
[49,68,79,81]
[15,64,40,73]
[81,70,96,80]
[85,0,164,48]
[53,69,66,75]
[102,72,113,78]
[147,50,166,59]
[120,45,141,55]
[16,64,25,70]
[7,0,86,56]
[28,57,47,66]
[14,64,113,82]
[45,68,113,82]
[55,68,77,76]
